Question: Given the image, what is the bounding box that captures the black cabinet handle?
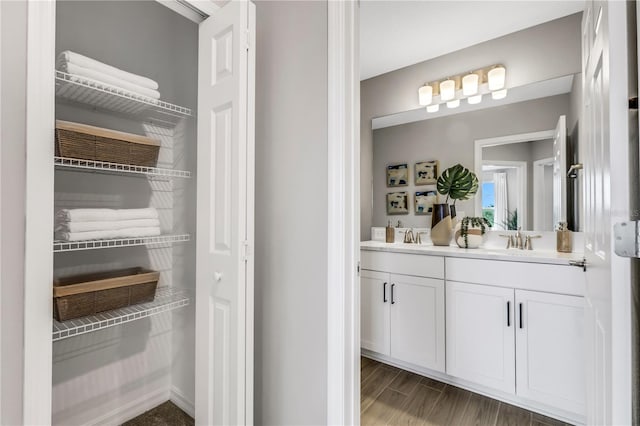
[507,301,511,327]
[383,282,388,303]
[519,303,523,329]
[391,283,396,304]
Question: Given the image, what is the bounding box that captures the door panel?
[515,290,585,415]
[195,2,255,425]
[446,281,515,394]
[552,115,567,226]
[360,270,390,355]
[389,275,444,372]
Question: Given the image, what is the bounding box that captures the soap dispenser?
[386,221,395,243]
[557,222,572,253]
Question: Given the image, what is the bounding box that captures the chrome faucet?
[404,228,415,244]
[500,229,542,250]
[415,231,428,244]
[515,228,523,249]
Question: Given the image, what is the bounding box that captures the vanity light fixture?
[468,94,482,105]
[426,104,440,113]
[487,65,506,90]
[491,89,508,100]
[418,84,433,106]
[446,99,460,108]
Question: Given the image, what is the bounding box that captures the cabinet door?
[516,290,585,414]
[446,281,515,394]
[361,270,390,355]
[390,275,445,372]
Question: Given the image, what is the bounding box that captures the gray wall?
[372,94,569,230]
[254,1,328,424]
[1,1,27,424]
[361,12,582,239]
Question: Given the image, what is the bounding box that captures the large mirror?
[371,73,581,232]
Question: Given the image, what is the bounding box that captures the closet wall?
[53,2,197,424]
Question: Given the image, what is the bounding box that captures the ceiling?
[360,1,584,81]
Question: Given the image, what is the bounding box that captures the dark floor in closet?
[122,401,193,426]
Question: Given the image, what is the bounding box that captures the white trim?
[170,386,195,418]
[474,129,555,224]
[533,157,555,231]
[90,387,170,426]
[0,2,3,421]
[155,0,218,23]
[23,1,55,424]
[327,1,359,425]
[481,160,527,230]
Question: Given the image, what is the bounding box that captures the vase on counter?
[430,203,452,246]
[454,216,490,249]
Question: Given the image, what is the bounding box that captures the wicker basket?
[55,120,160,167]
[53,267,159,321]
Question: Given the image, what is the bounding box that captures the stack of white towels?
[57,50,161,100]
[55,208,161,242]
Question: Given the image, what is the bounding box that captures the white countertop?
[360,240,585,266]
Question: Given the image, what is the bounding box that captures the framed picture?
[386,192,409,215]
[415,190,437,215]
[387,163,409,187]
[415,160,439,185]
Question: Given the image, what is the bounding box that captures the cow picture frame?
[415,190,437,215]
[415,160,439,185]
[387,163,409,187]
[386,192,409,215]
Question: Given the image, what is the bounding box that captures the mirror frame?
[474,129,556,230]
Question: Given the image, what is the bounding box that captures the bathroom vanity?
[360,241,586,424]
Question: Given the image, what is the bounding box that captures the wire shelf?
[55,71,192,122]
[54,233,190,252]
[52,287,190,341]
[55,156,192,179]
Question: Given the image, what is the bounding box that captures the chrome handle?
[391,283,395,304]
[569,259,587,271]
[507,301,511,327]
[383,282,388,303]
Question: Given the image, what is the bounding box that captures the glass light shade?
[491,89,507,100]
[440,79,456,101]
[446,99,460,108]
[467,94,482,104]
[488,66,506,90]
[426,104,439,113]
[418,85,433,106]
[462,73,479,96]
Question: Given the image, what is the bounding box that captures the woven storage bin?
[55,120,160,167]
[53,267,159,321]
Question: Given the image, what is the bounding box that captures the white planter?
[454,220,488,249]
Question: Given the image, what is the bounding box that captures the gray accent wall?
[361,12,582,240]
[372,94,569,230]
[254,1,328,424]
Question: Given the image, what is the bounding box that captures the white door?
[195,2,255,425]
[389,275,445,372]
[552,115,567,227]
[446,281,515,394]
[360,270,390,355]
[515,290,585,415]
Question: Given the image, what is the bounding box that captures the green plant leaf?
[436,163,479,202]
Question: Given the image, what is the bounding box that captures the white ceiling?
[360,1,584,80]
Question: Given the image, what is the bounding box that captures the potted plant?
[454,216,491,248]
[430,164,478,246]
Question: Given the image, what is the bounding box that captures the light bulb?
[491,89,507,100]
[440,79,456,101]
[488,65,506,90]
[446,99,460,108]
[462,73,479,96]
[467,94,482,104]
[418,85,433,106]
[426,104,439,113]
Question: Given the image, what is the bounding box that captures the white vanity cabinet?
[446,281,516,394]
[360,251,446,372]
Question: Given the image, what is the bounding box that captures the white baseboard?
[170,386,195,418]
[91,387,170,426]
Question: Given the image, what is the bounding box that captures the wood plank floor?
[361,357,573,426]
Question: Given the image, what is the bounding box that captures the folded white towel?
[59,62,161,100]
[57,50,159,90]
[55,218,161,233]
[55,226,161,242]
[56,208,159,223]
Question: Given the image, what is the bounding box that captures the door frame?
[481,159,527,230]
[533,157,554,231]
